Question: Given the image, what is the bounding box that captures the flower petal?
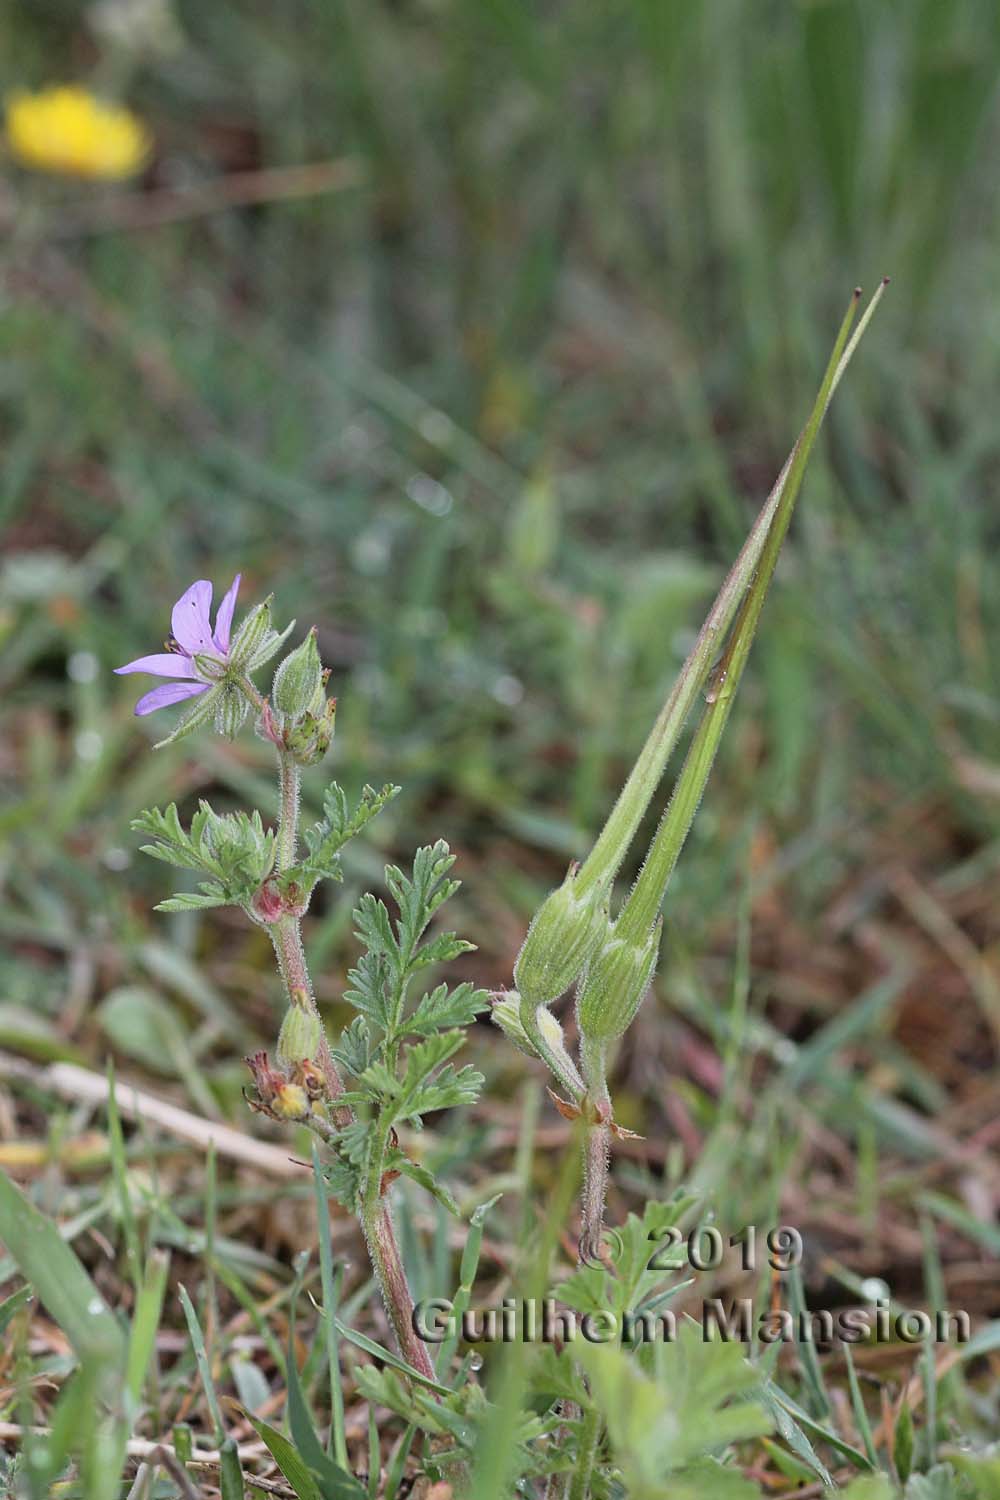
[212,573,241,655]
[170,579,215,655]
[115,652,196,678]
[134,680,208,717]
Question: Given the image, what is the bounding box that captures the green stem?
[567,1403,602,1500]
[520,999,585,1104]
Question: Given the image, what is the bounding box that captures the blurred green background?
[2,0,999,1331]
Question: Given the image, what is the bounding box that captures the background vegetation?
[1,0,998,1494]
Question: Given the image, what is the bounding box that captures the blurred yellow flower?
[5,85,151,179]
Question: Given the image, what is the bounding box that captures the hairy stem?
[276,751,300,872]
[567,1404,602,1500]
[359,1120,437,1381]
[578,1035,611,1265]
[580,1122,610,1266]
[268,748,430,1376]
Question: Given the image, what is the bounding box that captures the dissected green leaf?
[906,1466,976,1500]
[133,800,276,908]
[577,1323,771,1487]
[298,781,400,885]
[330,1014,374,1076]
[841,1479,896,1500]
[946,1453,1000,1498]
[407,981,489,1036]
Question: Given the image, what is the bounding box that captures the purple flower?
[116,575,241,716]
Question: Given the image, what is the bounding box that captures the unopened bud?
[276,1001,322,1069]
[272,629,325,721]
[576,917,661,1044]
[514,865,609,1009]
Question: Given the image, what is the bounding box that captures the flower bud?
[272,629,325,721]
[576,916,661,1044]
[514,865,609,1009]
[276,1000,322,1069]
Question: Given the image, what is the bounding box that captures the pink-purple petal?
[115,652,197,678]
[170,579,215,655]
[212,572,241,654]
[134,680,209,716]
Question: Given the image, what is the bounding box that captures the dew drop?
[406,473,453,517]
[68,649,99,683]
[492,674,523,707]
[75,729,103,761]
[418,411,454,446]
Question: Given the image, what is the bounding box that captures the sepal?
[514,864,609,1009]
[272,628,324,719]
[576,917,661,1043]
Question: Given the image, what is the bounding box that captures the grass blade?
[286,1321,365,1499]
[0,1168,124,1372]
[178,1282,227,1444]
[786,1263,832,1420]
[436,1193,502,1378]
[245,1412,323,1500]
[843,1343,879,1468]
[125,1248,170,1407]
[106,1060,142,1295]
[333,1317,452,1396]
[312,1139,349,1467]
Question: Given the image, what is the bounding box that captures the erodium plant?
[122,587,489,1388]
